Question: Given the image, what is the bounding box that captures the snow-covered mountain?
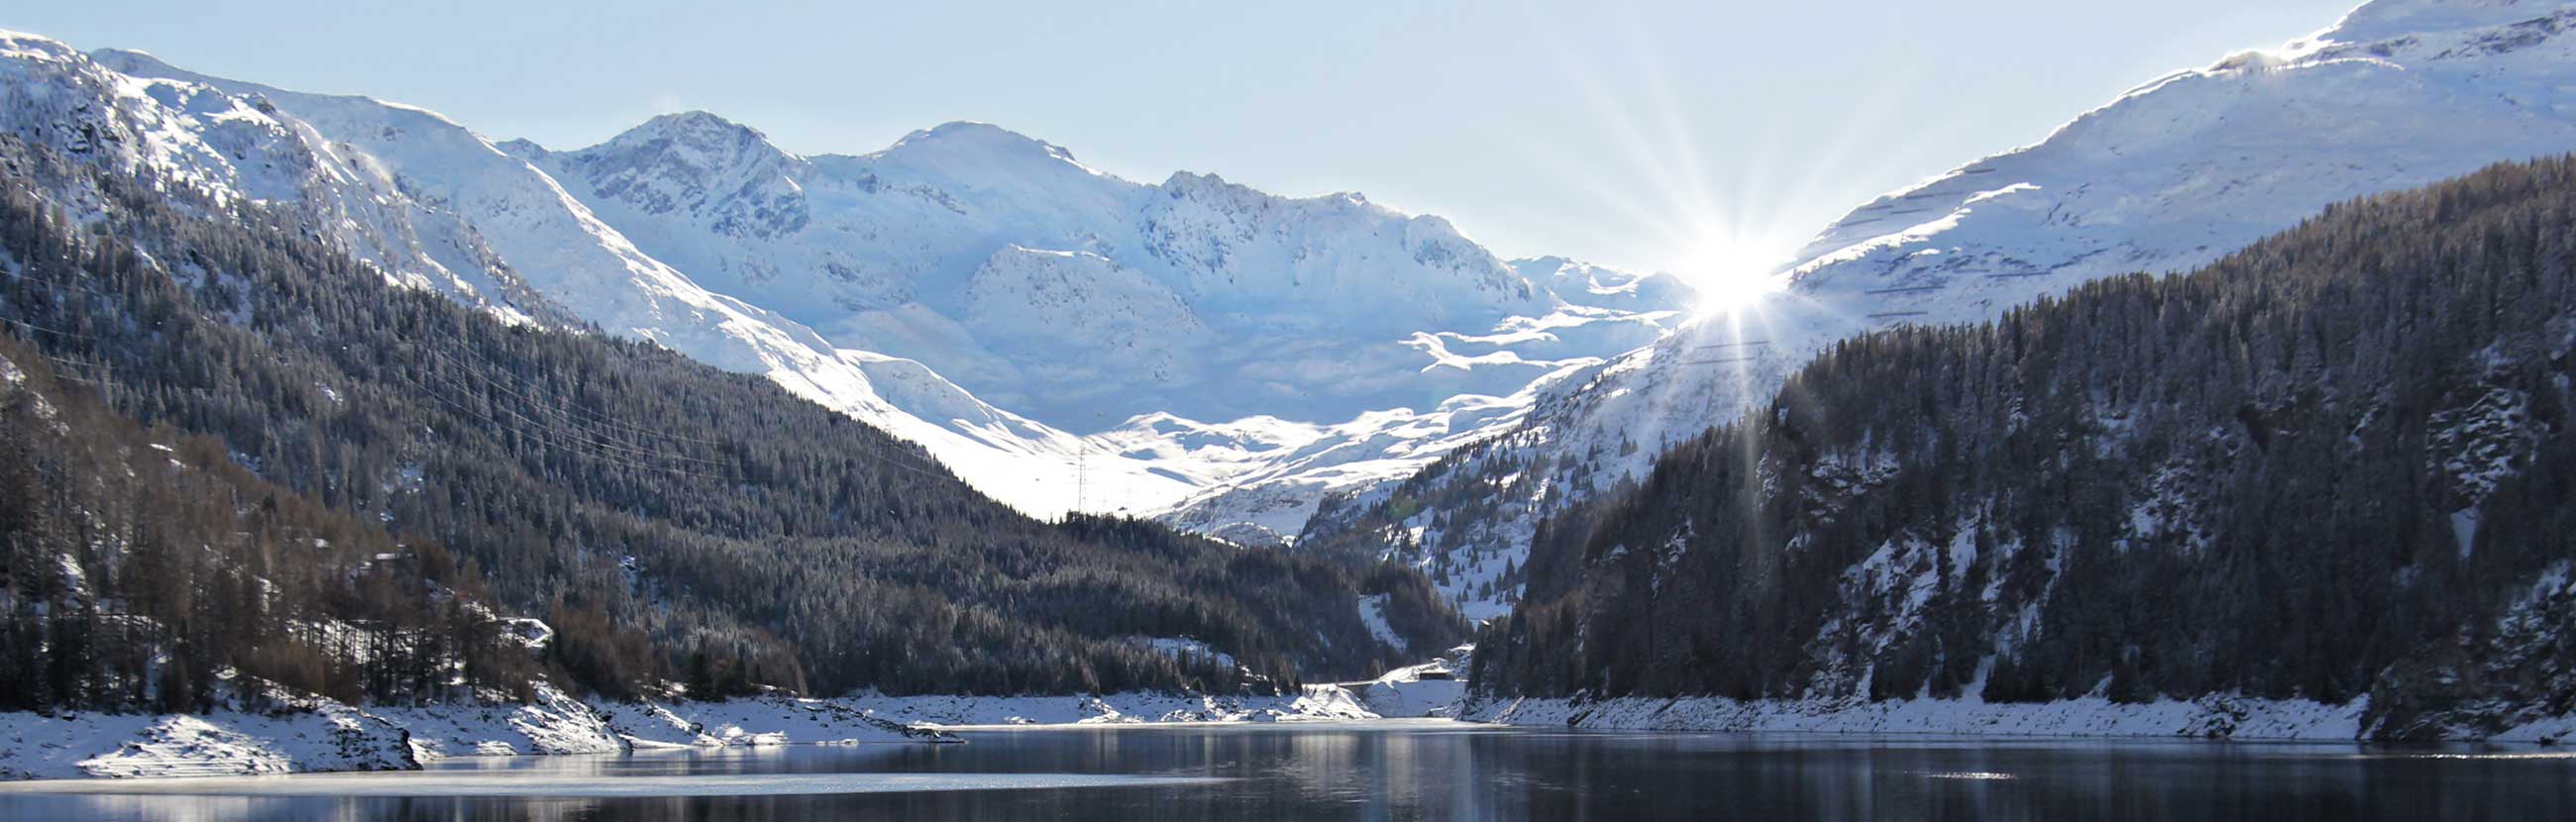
[0,32,552,325]
[509,111,1690,535]
[0,31,1694,526]
[521,115,1689,427]
[4,39,1144,516]
[1305,0,2576,619]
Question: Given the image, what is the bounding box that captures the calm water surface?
[4,719,2571,820]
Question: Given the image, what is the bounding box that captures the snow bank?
[1346,653,1471,718]
[595,693,952,748]
[368,684,623,760]
[0,685,1397,780]
[853,686,1378,728]
[0,684,944,781]
[0,704,409,780]
[1463,694,2388,740]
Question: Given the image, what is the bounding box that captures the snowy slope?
[64,49,1143,508]
[1,35,1693,526]
[0,39,1180,516]
[0,32,551,325]
[524,116,1686,427]
[515,111,1693,530]
[1309,0,2576,617]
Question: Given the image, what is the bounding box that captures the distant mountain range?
[1,34,1694,546]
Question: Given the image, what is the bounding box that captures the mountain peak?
[640,109,762,138]
[2325,0,2568,43]
[85,47,179,76]
[598,110,784,158]
[1,30,84,64]
[874,120,1089,172]
[1159,169,1247,198]
[493,137,547,158]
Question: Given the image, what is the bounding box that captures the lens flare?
[1682,237,1787,316]
[1499,1,1952,324]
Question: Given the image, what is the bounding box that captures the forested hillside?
[0,135,1464,706]
[1477,157,2576,739]
[0,334,546,712]
[1297,0,2576,626]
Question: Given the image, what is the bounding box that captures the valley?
[1,0,2574,798]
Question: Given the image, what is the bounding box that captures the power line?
[429,327,732,450]
[411,326,987,489]
[411,344,729,469]
[0,316,106,344]
[399,363,731,481]
[401,333,960,487]
[38,354,111,386]
[2,270,142,304]
[388,367,734,483]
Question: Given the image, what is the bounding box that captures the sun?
[1682,240,1786,317]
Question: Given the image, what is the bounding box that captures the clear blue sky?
[12,0,2359,280]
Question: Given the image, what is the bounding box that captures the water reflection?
[2,721,2570,821]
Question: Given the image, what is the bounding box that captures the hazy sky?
[12,0,2359,281]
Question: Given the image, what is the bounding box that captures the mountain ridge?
[0,131,1470,702]
[1300,0,2576,618]
[1475,154,2576,740]
[11,37,1696,528]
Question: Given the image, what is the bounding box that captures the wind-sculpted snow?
[1307,0,2576,615]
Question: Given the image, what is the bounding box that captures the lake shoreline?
[0,685,1379,781]
[1460,693,2576,744]
[5,721,2568,820]
[18,679,2572,783]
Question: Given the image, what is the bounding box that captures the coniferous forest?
[0,331,549,713]
[1475,156,2576,739]
[0,135,1466,709]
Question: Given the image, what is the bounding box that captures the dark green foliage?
[0,335,545,711]
[1478,156,2576,737]
[0,136,1464,704]
[1358,561,1470,657]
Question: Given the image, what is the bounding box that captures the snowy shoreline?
[1457,694,2576,745]
[16,681,2570,781]
[0,685,1381,781]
